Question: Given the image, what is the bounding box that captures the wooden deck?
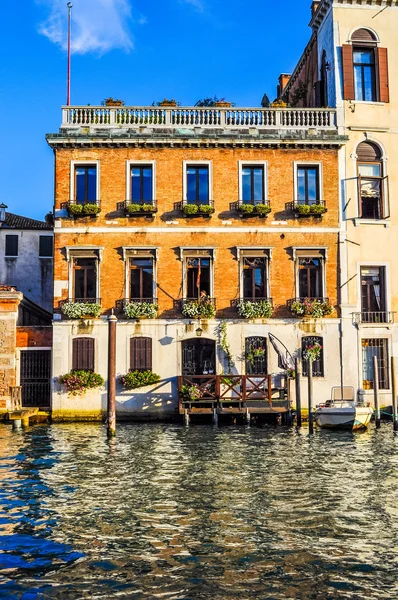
[178,375,291,417]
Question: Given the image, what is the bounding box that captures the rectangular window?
[130,258,153,300]
[297,166,320,204]
[75,165,97,204]
[73,258,97,301]
[360,267,386,323]
[186,166,209,204]
[186,257,211,298]
[131,166,153,203]
[302,336,324,377]
[72,338,95,371]
[130,337,152,371]
[5,235,18,257]
[353,48,376,102]
[362,338,389,390]
[245,336,267,375]
[298,257,322,299]
[243,257,267,299]
[242,166,264,204]
[358,163,383,219]
[39,236,53,258]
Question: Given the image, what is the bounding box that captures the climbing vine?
[219,321,234,372]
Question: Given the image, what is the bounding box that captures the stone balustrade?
[61,106,337,131]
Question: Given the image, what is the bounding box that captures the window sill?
[353,218,390,228]
[356,322,393,329]
[348,101,385,106]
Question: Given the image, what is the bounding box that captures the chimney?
[0,203,7,223]
[278,74,291,98]
[311,1,320,17]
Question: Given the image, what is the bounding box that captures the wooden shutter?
[72,338,95,371]
[130,337,152,371]
[342,45,355,101]
[357,141,381,162]
[352,28,377,43]
[377,47,389,103]
[5,235,18,257]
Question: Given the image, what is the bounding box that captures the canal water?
[1,423,398,600]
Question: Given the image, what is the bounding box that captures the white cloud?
[181,0,205,12]
[37,0,137,55]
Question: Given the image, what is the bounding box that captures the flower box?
[238,204,271,218]
[123,301,158,319]
[67,203,101,217]
[181,300,216,319]
[289,299,334,318]
[58,370,104,395]
[125,203,157,217]
[182,204,215,218]
[293,204,327,217]
[120,370,160,389]
[237,300,273,319]
[61,301,102,319]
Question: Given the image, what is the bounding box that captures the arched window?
[301,336,324,378]
[245,337,267,375]
[342,29,389,103]
[72,337,95,371]
[357,141,387,220]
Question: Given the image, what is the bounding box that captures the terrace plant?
[237,300,273,319]
[120,370,160,389]
[182,204,214,216]
[181,300,216,319]
[61,301,102,319]
[238,203,271,217]
[295,204,326,216]
[180,383,203,401]
[124,301,158,319]
[126,203,156,215]
[68,203,100,216]
[58,370,104,396]
[303,342,322,363]
[290,298,334,318]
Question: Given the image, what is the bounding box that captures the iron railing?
[59,298,102,306]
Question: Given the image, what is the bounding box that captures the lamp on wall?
[196,326,203,337]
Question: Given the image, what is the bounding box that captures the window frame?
[39,236,53,258]
[353,46,377,102]
[122,247,158,301]
[126,160,156,204]
[183,160,212,205]
[357,261,390,318]
[361,337,390,390]
[238,248,272,301]
[72,337,95,372]
[294,162,323,205]
[180,247,216,300]
[65,246,103,302]
[5,234,18,257]
[301,336,324,378]
[245,336,268,375]
[293,248,327,300]
[238,161,268,205]
[70,160,100,205]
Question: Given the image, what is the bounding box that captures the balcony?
[287,297,334,318]
[231,298,273,318]
[59,298,102,319]
[230,200,271,218]
[352,311,395,325]
[291,200,327,218]
[115,298,158,319]
[180,298,216,318]
[61,200,101,217]
[175,199,215,218]
[61,106,338,133]
[117,200,157,217]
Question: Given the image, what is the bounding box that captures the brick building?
[46,102,346,420]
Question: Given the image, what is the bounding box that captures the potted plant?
[237,300,273,319]
[61,301,102,319]
[294,204,327,217]
[303,342,322,363]
[182,204,215,217]
[181,300,216,319]
[123,301,158,319]
[290,298,334,318]
[120,370,160,389]
[158,98,178,107]
[180,383,203,401]
[67,203,101,217]
[238,203,271,218]
[58,370,104,395]
[125,203,157,216]
[102,97,125,106]
[247,345,265,366]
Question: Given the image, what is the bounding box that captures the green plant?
[239,203,255,215]
[183,204,199,215]
[58,370,104,395]
[197,204,215,214]
[124,301,158,319]
[295,204,311,215]
[303,342,322,362]
[120,370,160,389]
[68,203,100,216]
[181,301,216,319]
[219,320,234,372]
[247,345,265,366]
[126,203,156,214]
[288,369,296,379]
[290,298,334,318]
[254,203,271,216]
[61,301,102,319]
[295,203,326,216]
[180,383,203,400]
[194,96,236,107]
[310,204,327,215]
[237,300,273,319]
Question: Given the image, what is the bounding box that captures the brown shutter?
[377,47,389,103]
[72,338,95,371]
[342,45,355,100]
[357,141,381,162]
[130,337,152,371]
[352,28,377,42]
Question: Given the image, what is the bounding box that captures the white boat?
[315,386,373,430]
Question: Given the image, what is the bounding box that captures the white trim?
[356,261,391,315]
[70,160,100,202]
[182,160,213,202]
[126,160,156,202]
[65,246,104,262]
[179,247,217,260]
[123,249,157,300]
[238,160,268,201]
[294,250,327,299]
[359,335,391,392]
[239,252,271,300]
[293,161,323,203]
[181,253,215,299]
[56,226,340,234]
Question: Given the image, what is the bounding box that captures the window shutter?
[130,337,152,371]
[342,45,355,101]
[5,235,18,257]
[377,47,389,103]
[357,141,381,162]
[72,338,95,371]
[39,236,53,257]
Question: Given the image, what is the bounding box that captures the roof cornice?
[310,0,398,31]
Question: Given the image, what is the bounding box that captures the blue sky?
[0,0,312,220]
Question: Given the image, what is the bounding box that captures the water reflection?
[0,423,398,599]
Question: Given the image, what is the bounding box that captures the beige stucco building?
[282,0,398,405]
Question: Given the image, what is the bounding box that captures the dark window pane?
[362,338,389,390]
[298,258,322,298]
[253,168,264,202]
[74,270,85,299]
[75,166,97,203]
[39,236,53,257]
[187,257,210,297]
[130,258,153,299]
[198,168,209,202]
[302,336,324,377]
[242,167,264,203]
[297,167,319,204]
[73,258,96,300]
[5,235,18,257]
[87,168,97,202]
[131,166,153,202]
[242,169,252,202]
[243,257,266,299]
[75,168,86,203]
[187,166,209,203]
[245,336,267,375]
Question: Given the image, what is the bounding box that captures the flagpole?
[67,2,73,106]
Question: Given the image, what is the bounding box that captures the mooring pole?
[107,313,117,438]
[373,355,380,429]
[391,356,398,432]
[295,358,302,428]
[308,361,314,434]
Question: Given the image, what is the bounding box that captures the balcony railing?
[60,298,101,306]
[117,199,157,216]
[352,311,395,325]
[61,106,337,131]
